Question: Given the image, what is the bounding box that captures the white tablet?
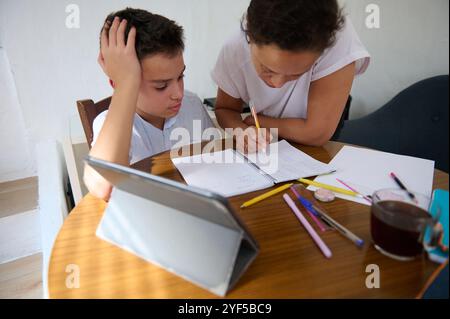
[86,156,259,296]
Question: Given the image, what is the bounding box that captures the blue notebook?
[425,189,449,264]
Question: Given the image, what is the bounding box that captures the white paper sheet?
[307,146,435,206]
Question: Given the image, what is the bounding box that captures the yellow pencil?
[241,183,294,208]
[298,178,359,197]
[250,105,261,129]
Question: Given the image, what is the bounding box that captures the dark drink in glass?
[370,189,432,261]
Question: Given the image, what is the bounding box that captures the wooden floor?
[0,253,43,299]
[0,177,43,299]
[0,177,38,219]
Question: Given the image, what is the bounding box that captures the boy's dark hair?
[242,0,345,52]
[102,8,184,60]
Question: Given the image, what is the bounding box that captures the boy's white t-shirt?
[211,17,371,119]
[92,91,216,164]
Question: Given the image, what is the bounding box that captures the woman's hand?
[98,17,141,89]
[235,115,274,154]
[236,114,273,153]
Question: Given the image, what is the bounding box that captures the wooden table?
[48,141,449,298]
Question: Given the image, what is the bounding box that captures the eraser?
[314,188,335,202]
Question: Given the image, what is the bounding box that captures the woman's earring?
[245,33,251,44]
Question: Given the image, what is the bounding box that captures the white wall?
[341,0,449,117]
[0,0,250,182]
[0,0,448,181]
[0,48,34,181]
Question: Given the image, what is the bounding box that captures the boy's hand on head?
[99,17,141,89]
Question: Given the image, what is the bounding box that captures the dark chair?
[331,95,352,141]
[203,98,251,113]
[337,75,449,173]
[77,96,111,149]
[418,260,449,299]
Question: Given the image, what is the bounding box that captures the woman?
[212,0,370,152]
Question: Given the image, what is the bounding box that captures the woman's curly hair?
[242,0,345,52]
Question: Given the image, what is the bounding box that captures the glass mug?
[370,189,439,261]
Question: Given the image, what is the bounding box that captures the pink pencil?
[283,194,332,259]
[336,178,372,204]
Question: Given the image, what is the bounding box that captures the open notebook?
[171,140,334,197]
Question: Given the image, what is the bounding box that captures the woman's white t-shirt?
[211,17,370,119]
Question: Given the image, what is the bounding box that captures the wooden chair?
[76,96,111,149]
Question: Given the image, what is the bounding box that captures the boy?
[84,8,215,200]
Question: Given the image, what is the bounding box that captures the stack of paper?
[308,146,435,206]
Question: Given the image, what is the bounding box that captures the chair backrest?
[77,96,111,148]
[36,139,70,298]
[338,75,449,172]
[330,95,352,141]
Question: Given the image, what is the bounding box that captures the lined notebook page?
[245,140,334,183]
[171,149,273,197]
